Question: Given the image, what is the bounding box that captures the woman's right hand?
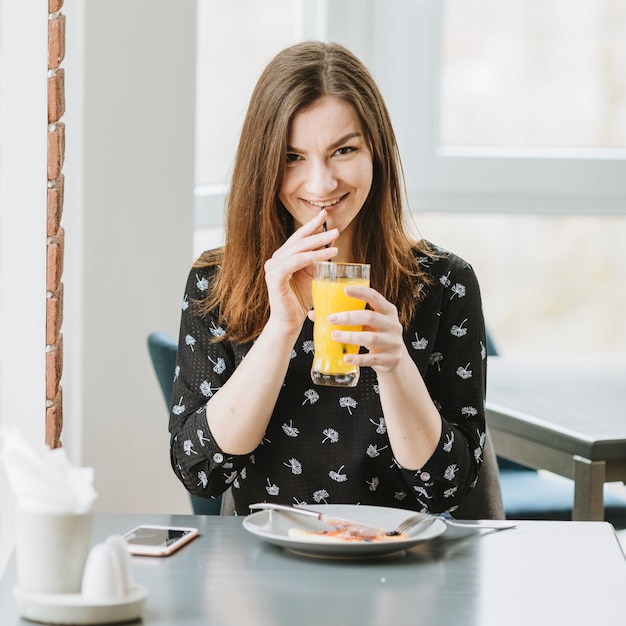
[263,209,338,335]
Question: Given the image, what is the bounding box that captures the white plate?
[243,504,447,559]
[12,585,148,625]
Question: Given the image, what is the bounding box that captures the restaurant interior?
[1,1,625,622]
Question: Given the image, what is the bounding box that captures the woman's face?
[278,96,373,254]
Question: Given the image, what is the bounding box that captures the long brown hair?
[195,41,431,343]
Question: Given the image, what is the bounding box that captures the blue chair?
[147,331,223,515]
[488,333,626,526]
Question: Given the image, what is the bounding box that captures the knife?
[248,502,388,539]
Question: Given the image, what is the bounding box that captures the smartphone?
[122,524,199,557]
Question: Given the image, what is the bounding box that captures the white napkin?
[0,426,97,514]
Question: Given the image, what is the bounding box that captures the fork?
[390,513,517,536]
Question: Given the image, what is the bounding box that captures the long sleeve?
[396,246,487,513]
[168,264,252,501]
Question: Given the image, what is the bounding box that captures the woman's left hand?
[310,286,407,374]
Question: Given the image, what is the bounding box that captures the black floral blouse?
[169,243,487,516]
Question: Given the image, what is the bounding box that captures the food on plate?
[287,526,408,543]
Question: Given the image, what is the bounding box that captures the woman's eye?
[286,153,301,163]
[335,146,355,156]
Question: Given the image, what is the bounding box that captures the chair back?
[454,429,505,520]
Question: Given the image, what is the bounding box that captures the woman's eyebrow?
[286,132,364,154]
[329,132,363,151]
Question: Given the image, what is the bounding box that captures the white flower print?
[456,363,472,379]
[224,471,238,484]
[450,319,468,337]
[282,421,300,437]
[290,349,297,359]
[174,364,180,381]
[172,396,186,415]
[369,417,386,435]
[284,458,302,475]
[322,428,339,444]
[394,491,407,501]
[185,334,196,351]
[339,396,357,414]
[208,355,226,374]
[266,478,279,496]
[200,380,221,398]
[450,283,466,299]
[373,384,379,395]
[443,431,454,452]
[414,485,432,499]
[302,389,320,405]
[444,486,458,498]
[195,274,209,291]
[480,341,487,360]
[367,477,379,491]
[183,440,197,456]
[302,340,315,354]
[209,322,225,338]
[197,429,210,446]
[313,489,329,504]
[461,406,478,418]
[197,471,208,488]
[182,294,189,310]
[444,464,459,481]
[474,447,483,463]
[429,352,443,371]
[366,444,388,458]
[439,271,451,287]
[329,465,348,482]
[412,333,428,350]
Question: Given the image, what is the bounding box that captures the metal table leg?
[573,456,606,521]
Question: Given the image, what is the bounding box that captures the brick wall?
[46,0,65,449]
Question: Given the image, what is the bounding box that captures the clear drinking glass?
[311,261,370,387]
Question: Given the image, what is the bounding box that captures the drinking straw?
[322,220,336,279]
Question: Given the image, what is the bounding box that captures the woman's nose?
[305,160,338,197]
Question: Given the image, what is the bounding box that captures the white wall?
[62,1,197,514]
[0,0,48,577]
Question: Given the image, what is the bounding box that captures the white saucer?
[12,585,148,625]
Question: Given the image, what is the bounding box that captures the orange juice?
[311,262,370,387]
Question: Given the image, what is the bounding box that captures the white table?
[487,353,626,520]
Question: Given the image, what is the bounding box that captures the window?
[440,0,626,150]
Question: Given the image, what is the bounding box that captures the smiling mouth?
[305,194,347,209]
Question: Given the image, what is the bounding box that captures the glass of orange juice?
[311,261,370,387]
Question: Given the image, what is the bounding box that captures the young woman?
[169,41,488,516]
